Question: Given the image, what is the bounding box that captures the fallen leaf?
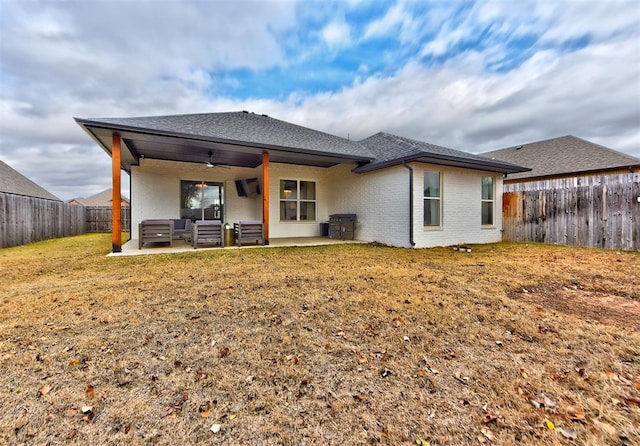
[124,424,131,434]
[210,423,221,433]
[415,436,430,445]
[541,394,557,408]
[39,384,52,396]
[482,412,499,424]
[229,413,237,420]
[357,353,368,364]
[219,347,229,358]
[454,371,469,384]
[530,399,542,409]
[81,406,94,422]
[544,419,555,430]
[68,358,81,367]
[520,368,528,379]
[85,385,95,398]
[13,412,28,431]
[566,405,586,422]
[557,427,577,440]
[200,409,210,418]
[623,396,640,407]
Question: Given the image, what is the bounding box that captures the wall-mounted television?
[235,178,261,197]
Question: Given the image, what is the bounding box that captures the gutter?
[402,162,415,247]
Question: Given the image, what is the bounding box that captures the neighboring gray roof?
[70,189,129,206]
[0,160,61,201]
[481,135,640,180]
[356,132,529,174]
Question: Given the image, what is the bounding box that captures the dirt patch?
[511,286,640,330]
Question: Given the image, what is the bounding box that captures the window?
[423,171,441,226]
[180,180,224,221]
[280,180,316,221]
[481,176,494,226]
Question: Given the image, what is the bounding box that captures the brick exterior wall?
[131,159,503,247]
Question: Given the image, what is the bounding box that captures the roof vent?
[516,145,524,150]
[262,114,268,117]
[242,110,248,113]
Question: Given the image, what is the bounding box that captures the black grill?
[329,214,356,240]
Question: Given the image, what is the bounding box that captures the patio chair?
[139,220,174,249]
[234,220,264,246]
[192,220,223,249]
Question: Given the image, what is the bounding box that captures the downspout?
[402,162,415,247]
[128,174,132,241]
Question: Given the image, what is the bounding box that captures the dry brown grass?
[0,234,638,445]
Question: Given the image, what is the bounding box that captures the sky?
[1,0,639,201]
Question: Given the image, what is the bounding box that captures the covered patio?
[109,236,366,257]
[75,111,371,253]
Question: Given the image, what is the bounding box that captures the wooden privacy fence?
[502,180,640,251]
[0,192,86,248]
[85,206,130,232]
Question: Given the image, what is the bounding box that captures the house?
[481,135,640,191]
[0,160,61,201]
[69,188,130,207]
[481,135,640,250]
[1,160,84,248]
[74,111,528,252]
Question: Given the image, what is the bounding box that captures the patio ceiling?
[75,114,372,172]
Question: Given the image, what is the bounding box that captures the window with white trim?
[481,176,494,226]
[280,179,316,221]
[423,171,441,226]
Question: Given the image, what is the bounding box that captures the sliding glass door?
[180,181,224,221]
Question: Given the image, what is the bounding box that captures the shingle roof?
[356,132,529,174]
[0,160,61,201]
[76,112,529,174]
[480,135,640,180]
[82,111,373,160]
[69,189,129,206]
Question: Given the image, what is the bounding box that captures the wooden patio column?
[262,151,270,245]
[111,134,122,253]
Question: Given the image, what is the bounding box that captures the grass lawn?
[0,234,638,445]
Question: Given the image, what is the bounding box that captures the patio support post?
[262,151,269,245]
[112,134,122,253]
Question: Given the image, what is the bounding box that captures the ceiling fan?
[205,150,229,168]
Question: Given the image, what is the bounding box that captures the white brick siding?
[131,158,503,247]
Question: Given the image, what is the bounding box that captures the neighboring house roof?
[75,111,530,175]
[69,189,130,207]
[0,160,61,201]
[480,135,640,181]
[356,132,528,174]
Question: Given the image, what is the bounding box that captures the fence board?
[85,206,130,232]
[502,173,639,251]
[0,193,86,248]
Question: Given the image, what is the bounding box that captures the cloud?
[321,19,351,48]
[1,0,638,201]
